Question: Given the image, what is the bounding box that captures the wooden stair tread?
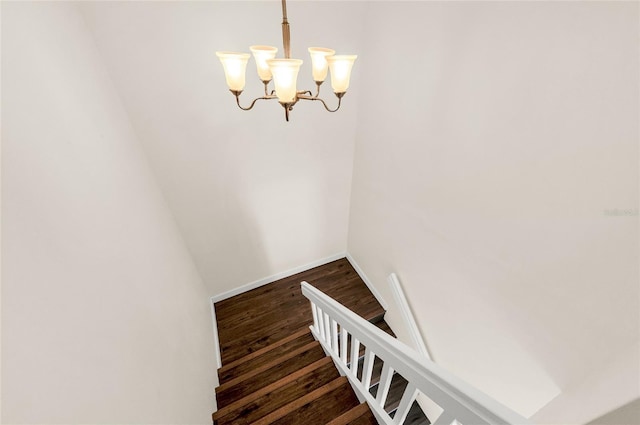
[325,403,377,425]
[213,357,338,425]
[250,376,359,425]
[218,328,310,373]
[216,341,320,392]
[215,341,325,408]
[217,328,314,385]
[218,312,313,365]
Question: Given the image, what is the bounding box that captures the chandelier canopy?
[216,0,357,121]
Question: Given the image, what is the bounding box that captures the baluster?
[323,312,331,348]
[362,347,375,389]
[350,337,360,375]
[317,307,325,340]
[331,320,339,355]
[393,382,418,424]
[376,363,394,406]
[340,327,348,364]
[311,302,319,334]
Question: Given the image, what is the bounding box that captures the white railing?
[301,281,530,425]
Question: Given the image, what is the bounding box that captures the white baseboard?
[211,252,347,303]
[388,272,431,360]
[209,297,222,369]
[345,252,389,310]
[209,252,347,369]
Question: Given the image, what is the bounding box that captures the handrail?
[301,281,530,425]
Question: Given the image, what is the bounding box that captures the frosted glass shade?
[267,59,303,103]
[216,52,250,91]
[308,47,335,82]
[250,45,278,81]
[327,55,357,93]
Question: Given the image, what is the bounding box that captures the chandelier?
[215,0,357,121]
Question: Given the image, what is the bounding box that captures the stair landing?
[214,258,385,365]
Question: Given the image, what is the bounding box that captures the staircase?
[211,258,430,424]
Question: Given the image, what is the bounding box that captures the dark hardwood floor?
[215,258,385,365]
[212,257,429,424]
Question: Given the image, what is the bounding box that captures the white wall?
[2,3,216,423]
[587,398,640,425]
[348,1,639,423]
[3,1,638,423]
[79,1,366,297]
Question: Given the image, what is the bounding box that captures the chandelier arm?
[262,80,271,96]
[232,90,277,111]
[297,93,343,113]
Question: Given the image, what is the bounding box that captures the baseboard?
[345,252,389,310]
[388,272,431,360]
[210,298,223,369]
[211,252,347,303]
[209,252,347,370]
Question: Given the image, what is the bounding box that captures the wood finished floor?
[214,258,386,366]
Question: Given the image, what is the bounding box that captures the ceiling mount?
[216,0,357,122]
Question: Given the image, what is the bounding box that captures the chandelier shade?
[215,52,250,91]
[327,55,358,93]
[308,47,335,83]
[250,45,278,82]
[215,0,357,121]
[268,59,303,103]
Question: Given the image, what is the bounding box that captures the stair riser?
[216,344,326,408]
[326,402,377,425]
[217,332,315,385]
[215,360,340,425]
[267,379,359,425]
